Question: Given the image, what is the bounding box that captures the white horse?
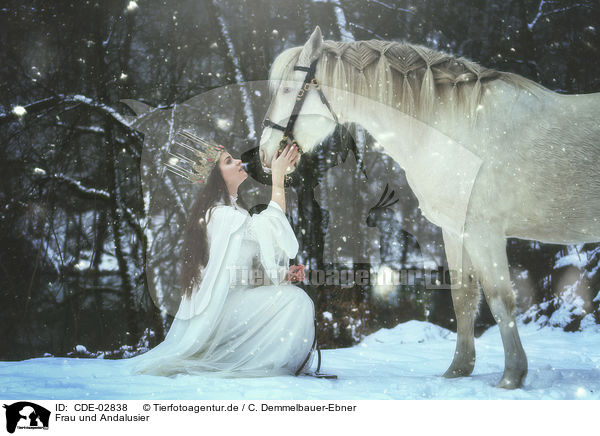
[258,26,600,388]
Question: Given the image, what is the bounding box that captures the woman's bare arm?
[270,144,299,213]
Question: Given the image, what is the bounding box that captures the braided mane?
[270,39,545,121]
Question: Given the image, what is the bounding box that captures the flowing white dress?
[124,197,316,377]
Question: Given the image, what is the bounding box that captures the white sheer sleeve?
[246,200,299,286]
[174,205,247,320]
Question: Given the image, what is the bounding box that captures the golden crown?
[164,130,225,183]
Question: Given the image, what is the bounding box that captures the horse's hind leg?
[442,230,480,378]
[465,229,527,389]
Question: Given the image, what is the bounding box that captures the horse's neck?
[334,92,483,234]
[333,79,563,155]
[335,94,461,169]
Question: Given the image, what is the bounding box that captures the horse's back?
[465,83,600,243]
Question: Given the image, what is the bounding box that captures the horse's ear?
[298,26,323,66]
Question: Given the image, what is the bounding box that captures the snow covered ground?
[1,320,599,400]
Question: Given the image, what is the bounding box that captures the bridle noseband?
[262,58,338,157]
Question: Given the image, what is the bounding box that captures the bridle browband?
[262,58,338,156]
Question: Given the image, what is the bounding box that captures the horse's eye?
[283,87,292,94]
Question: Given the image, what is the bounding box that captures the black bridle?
[262,58,339,156]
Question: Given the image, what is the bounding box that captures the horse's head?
[259,26,338,173]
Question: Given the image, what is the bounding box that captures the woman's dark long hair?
[180,159,249,297]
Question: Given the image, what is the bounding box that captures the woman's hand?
[270,144,300,184]
[285,264,305,283]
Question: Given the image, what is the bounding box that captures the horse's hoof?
[496,369,527,389]
[496,378,518,389]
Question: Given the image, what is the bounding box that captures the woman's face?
[218,150,247,190]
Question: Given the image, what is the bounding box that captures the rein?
[262,60,342,380]
[295,316,336,379]
[263,58,339,155]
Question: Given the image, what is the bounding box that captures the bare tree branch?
[528,1,590,30]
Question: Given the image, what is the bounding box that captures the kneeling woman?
[126,143,315,377]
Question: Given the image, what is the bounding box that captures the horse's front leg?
[442,230,480,378]
[464,227,528,389]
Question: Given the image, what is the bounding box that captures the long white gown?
[124,197,316,377]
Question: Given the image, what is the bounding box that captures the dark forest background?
[1,0,599,360]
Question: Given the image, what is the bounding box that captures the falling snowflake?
[12,106,26,117]
[216,118,232,131]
